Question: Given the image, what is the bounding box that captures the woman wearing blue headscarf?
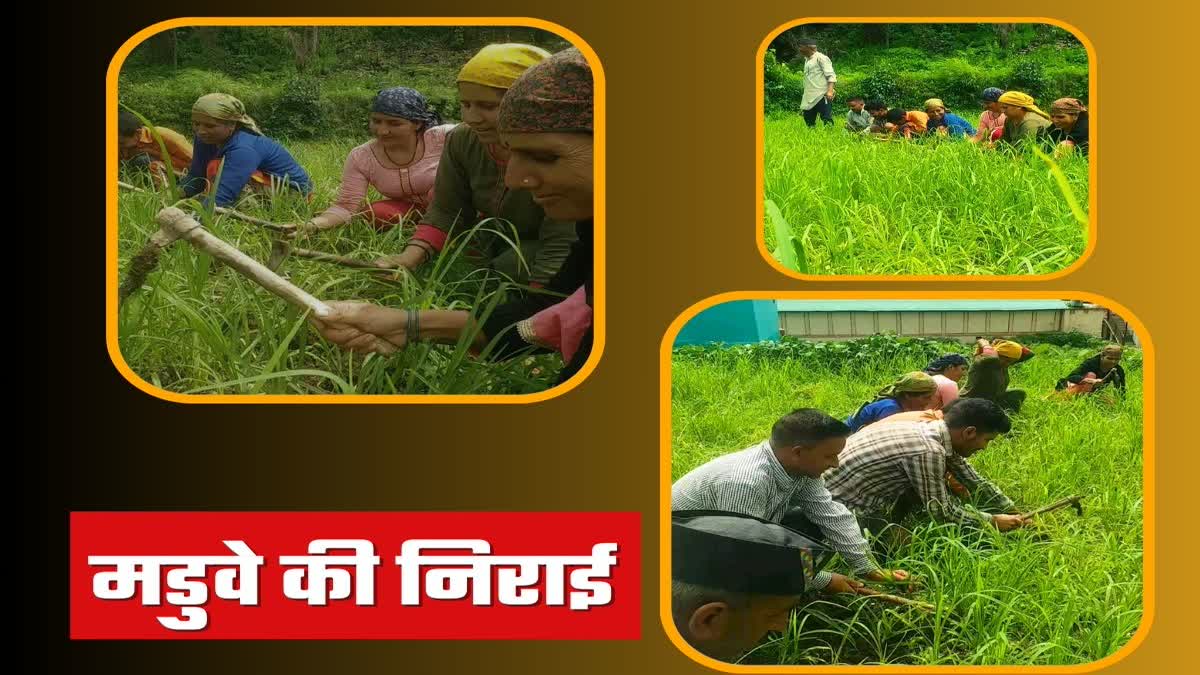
[297,86,455,233]
[923,353,970,409]
[970,87,1007,144]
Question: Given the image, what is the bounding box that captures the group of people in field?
[790,36,1089,156]
[119,44,596,384]
[671,339,1127,662]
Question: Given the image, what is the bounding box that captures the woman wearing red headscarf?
[1045,98,1090,157]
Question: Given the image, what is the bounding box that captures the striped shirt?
[672,441,879,589]
[825,421,1015,527]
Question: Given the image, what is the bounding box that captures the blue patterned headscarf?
[924,353,969,375]
[371,87,442,130]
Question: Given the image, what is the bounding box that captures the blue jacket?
[845,398,903,433]
[183,129,312,206]
[929,112,976,138]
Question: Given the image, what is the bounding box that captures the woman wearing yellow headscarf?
[996,91,1052,146]
[313,47,597,386]
[961,337,1036,411]
[844,372,940,433]
[375,43,577,287]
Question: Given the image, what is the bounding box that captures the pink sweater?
[319,124,455,226]
[932,374,960,409]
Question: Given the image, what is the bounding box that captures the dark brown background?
[38,1,1194,672]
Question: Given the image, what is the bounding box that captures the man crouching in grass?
[672,408,910,594]
[826,397,1027,549]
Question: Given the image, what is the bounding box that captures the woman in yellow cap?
[374,43,577,287]
[996,91,1052,146]
[961,337,1035,411]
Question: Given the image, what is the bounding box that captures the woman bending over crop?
[845,372,940,433]
[923,353,970,409]
[291,87,455,234]
[180,94,312,208]
[311,48,597,386]
[1055,344,1125,396]
[960,338,1035,412]
[1044,98,1090,157]
[371,43,577,287]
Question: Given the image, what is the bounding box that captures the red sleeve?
[411,223,449,251]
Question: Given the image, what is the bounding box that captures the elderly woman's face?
[926,106,946,122]
[1050,112,1078,130]
[503,131,593,221]
[458,82,506,145]
[191,113,236,146]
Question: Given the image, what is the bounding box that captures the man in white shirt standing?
[797,37,837,127]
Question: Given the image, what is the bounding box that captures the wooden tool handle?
[1019,495,1083,520]
[157,207,330,318]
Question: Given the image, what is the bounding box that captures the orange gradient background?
[40,2,1195,674]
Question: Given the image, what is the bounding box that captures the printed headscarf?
[372,87,442,130]
[498,47,593,135]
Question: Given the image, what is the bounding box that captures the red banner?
[70,512,640,640]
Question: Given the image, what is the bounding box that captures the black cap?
[671,510,824,595]
[796,36,818,46]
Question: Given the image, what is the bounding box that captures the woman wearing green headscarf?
[845,372,940,433]
[181,93,312,207]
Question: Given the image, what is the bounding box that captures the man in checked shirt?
[826,397,1028,542]
[672,409,910,594]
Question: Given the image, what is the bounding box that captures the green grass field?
[763,117,1089,276]
[672,338,1143,665]
[116,138,561,395]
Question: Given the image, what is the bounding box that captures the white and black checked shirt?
[672,440,879,589]
[825,420,1015,526]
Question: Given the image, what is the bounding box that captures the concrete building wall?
[778,303,1110,342]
